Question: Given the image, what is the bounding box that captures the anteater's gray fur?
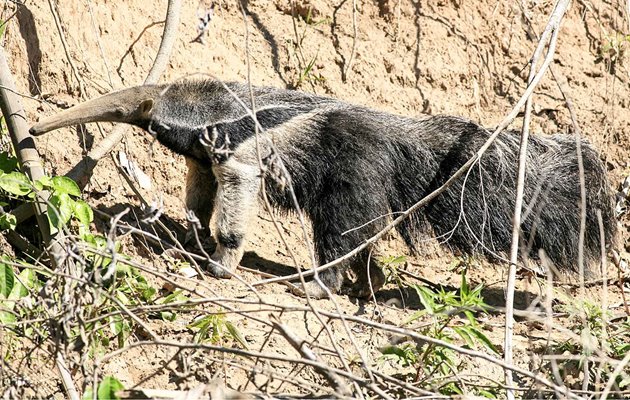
[30,80,617,298]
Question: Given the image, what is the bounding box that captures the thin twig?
[55,353,80,400]
[86,0,114,89]
[47,0,86,97]
[505,1,570,397]
[342,0,358,82]
[272,317,350,397]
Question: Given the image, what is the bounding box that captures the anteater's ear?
[139,98,154,117]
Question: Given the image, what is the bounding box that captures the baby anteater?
[30,80,616,298]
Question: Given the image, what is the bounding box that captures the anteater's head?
[30,86,163,136]
[29,81,242,158]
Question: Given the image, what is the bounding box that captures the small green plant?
[154,289,189,321]
[378,273,499,397]
[0,257,42,324]
[379,342,418,368]
[287,7,328,88]
[595,33,630,74]
[379,254,408,287]
[88,262,186,350]
[0,154,92,235]
[550,299,630,391]
[36,175,93,235]
[0,145,26,231]
[188,312,248,349]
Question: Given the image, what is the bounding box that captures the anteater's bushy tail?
[388,115,616,273]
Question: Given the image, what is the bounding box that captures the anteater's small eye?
[114,107,125,117]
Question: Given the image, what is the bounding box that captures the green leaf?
[160,311,177,321]
[109,315,130,337]
[73,200,93,227]
[0,311,16,324]
[152,291,188,321]
[615,343,630,355]
[97,376,124,400]
[138,284,156,302]
[8,268,37,300]
[188,314,213,330]
[402,309,426,325]
[0,213,16,231]
[115,290,130,305]
[460,273,469,296]
[476,388,498,398]
[158,290,187,304]
[469,327,500,354]
[81,388,93,400]
[226,321,249,349]
[0,172,32,196]
[0,261,14,298]
[51,176,81,197]
[453,326,475,348]
[381,255,406,265]
[48,193,74,232]
[380,345,405,357]
[0,153,18,173]
[379,344,418,367]
[36,176,53,188]
[463,310,476,325]
[414,285,436,314]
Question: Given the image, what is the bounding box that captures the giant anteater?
[30,80,616,298]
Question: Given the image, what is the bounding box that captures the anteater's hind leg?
[299,179,388,299]
[343,250,386,298]
[297,267,344,299]
[300,244,386,300]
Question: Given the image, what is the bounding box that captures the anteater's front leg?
[207,158,260,278]
[184,157,217,249]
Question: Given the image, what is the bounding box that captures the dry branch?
[0,47,63,268]
[504,1,570,397]
[272,317,351,397]
[56,353,80,400]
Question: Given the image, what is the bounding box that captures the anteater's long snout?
[30,86,160,136]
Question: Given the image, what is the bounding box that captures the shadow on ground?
[376,284,537,312]
[92,202,539,312]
